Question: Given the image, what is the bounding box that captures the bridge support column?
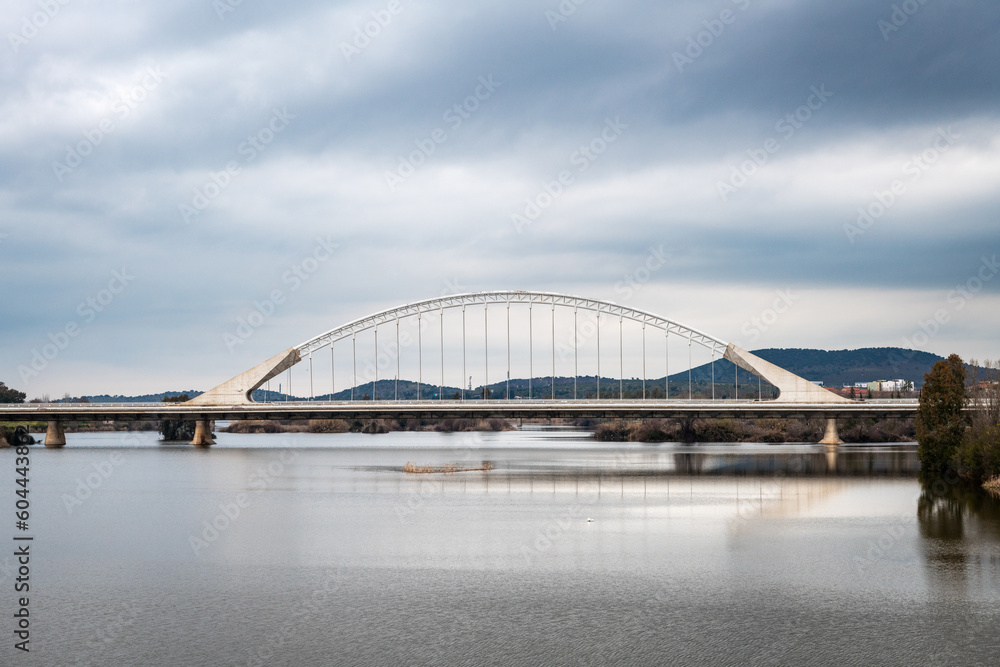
[818,417,843,446]
[45,420,67,448]
[190,419,216,447]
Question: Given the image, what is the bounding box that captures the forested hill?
[749,347,945,388]
[77,391,201,403]
[67,348,962,402]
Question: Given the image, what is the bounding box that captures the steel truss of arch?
[294,291,727,357]
[186,290,849,406]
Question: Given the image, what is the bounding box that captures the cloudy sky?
[2,0,999,398]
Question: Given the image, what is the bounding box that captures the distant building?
[852,379,909,393]
[809,380,824,387]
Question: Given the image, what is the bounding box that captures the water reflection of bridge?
[485,448,921,479]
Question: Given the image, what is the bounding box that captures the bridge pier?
[45,420,67,448]
[190,419,216,447]
[818,417,843,446]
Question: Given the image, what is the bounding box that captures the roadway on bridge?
[0,399,919,422]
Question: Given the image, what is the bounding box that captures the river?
[4,428,999,665]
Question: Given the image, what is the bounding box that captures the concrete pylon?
[819,418,844,445]
[724,344,852,404]
[45,420,67,448]
[190,419,216,447]
[187,347,301,406]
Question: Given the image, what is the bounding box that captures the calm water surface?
[4,428,999,666]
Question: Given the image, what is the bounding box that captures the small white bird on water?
[587,518,593,522]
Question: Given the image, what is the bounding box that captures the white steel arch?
[293,291,727,357]
[186,290,849,406]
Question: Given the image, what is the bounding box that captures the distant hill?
[749,347,947,388]
[75,348,971,401]
[678,347,950,389]
[75,391,202,403]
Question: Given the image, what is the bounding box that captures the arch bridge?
[174,290,858,444]
[190,290,844,407]
[6,291,914,448]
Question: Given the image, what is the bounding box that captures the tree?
[916,354,967,475]
[954,359,1000,483]
[0,382,26,404]
[159,394,194,441]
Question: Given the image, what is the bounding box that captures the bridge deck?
[0,400,919,422]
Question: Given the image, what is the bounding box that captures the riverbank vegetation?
[0,381,26,404]
[593,416,915,443]
[158,394,195,441]
[223,417,514,435]
[916,355,1000,491]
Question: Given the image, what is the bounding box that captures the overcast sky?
[2,0,999,398]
